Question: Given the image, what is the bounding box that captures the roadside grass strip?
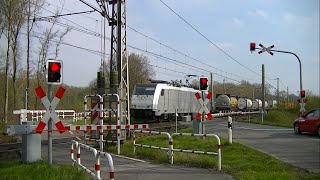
[106,129,320,180]
[0,160,89,180]
[238,110,298,128]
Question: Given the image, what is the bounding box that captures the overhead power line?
[37,3,257,82]
[158,0,264,77]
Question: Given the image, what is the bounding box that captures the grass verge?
[237,109,299,128]
[0,160,89,180]
[106,129,320,180]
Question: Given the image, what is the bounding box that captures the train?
[130,81,203,121]
[130,82,278,121]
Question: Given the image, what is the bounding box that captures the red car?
[293,108,320,136]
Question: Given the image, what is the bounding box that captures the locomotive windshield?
[133,84,156,95]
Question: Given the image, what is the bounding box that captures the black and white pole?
[228,116,232,144]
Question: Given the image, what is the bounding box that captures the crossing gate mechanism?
[35,86,66,134]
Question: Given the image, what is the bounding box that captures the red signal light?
[51,63,60,72]
[201,78,207,84]
[300,90,305,98]
[199,77,208,90]
[250,43,256,51]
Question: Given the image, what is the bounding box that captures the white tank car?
[237,98,253,110]
[251,99,262,110]
[264,101,269,109]
[267,100,277,109]
[131,83,201,121]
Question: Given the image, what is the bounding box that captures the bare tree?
[0,0,14,122]
[33,5,71,109]
[54,27,71,59]
[128,53,155,97]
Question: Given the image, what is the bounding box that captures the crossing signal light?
[199,77,208,91]
[300,90,305,98]
[47,60,62,85]
[250,43,256,51]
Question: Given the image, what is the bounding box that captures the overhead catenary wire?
[158,0,262,76]
[33,3,280,87]
[36,3,259,83]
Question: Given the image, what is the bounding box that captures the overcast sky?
[19,0,320,96]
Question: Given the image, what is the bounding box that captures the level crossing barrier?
[29,110,76,121]
[84,94,104,151]
[71,140,114,180]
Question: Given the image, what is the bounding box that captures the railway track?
[0,137,82,153]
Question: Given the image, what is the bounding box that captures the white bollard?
[228,116,232,144]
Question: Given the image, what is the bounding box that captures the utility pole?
[287,86,289,105]
[210,73,213,112]
[223,79,226,94]
[81,0,130,140]
[26,0,31,110]
[262,64,265,122]
[277,78,279,106]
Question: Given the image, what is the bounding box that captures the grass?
[237,109,299,128]
[0,160,89,180]
[106,128,320,180]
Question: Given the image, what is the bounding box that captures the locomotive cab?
[131,84,156,118]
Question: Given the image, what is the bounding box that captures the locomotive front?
[130,84,156,119]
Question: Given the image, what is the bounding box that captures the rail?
[71,140,114,180]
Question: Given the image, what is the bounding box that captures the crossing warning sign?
[35,86,66,133]
[194,92,213,120]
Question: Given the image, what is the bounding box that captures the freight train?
[130,82,277,121]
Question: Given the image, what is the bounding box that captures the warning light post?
[251,43,303,112]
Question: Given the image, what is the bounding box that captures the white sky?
[1,0,319,96]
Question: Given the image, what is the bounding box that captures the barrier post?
[133,133,136,154]
[93,149,101,179]
[228,116,232,144]
[76,141,81,165]
[169,137,173,164]
[218,142,221,171]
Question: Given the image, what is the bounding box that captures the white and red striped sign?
[258,44,274,55]
[65,124,148,131]
[91,102,99,124]
[195,92,213,120]
[35,86,66,134]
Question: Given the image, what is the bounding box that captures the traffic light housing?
[250,42,256,51]
[300,90,305,98]
[199,77,208,91]
[47,60,62,85]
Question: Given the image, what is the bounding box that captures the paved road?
[185,118,320,173]
[41,137,233,180]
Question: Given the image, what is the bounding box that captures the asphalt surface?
[185,117,320,173]
[41,135,233,180]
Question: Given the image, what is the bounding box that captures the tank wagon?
[130,82,202,122]
[237,97,253,111]
[251,99,263,110]
[214,94,231,111]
